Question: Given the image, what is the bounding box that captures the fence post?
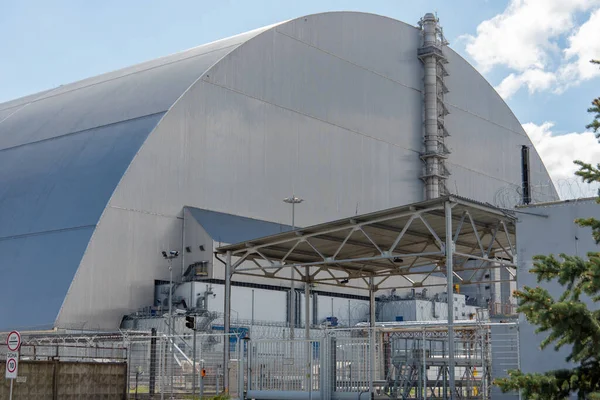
[192,328,197,398]
[238,336,244,400]
[124,334,131,400]
[216,364,220,394]
[159,337,165,400]
[247,339,252,392]
[330,335,336,398]
[423,328,427,400]
[150,328,157,396]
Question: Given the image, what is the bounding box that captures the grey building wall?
[490,323,521,400]
[517,199,599,375]
[0,12,557,331]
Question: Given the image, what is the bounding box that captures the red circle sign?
[7,358,17,373]
[6,331,21,352]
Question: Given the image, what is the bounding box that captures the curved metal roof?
[0,12,556,331]
[0,25,272,330]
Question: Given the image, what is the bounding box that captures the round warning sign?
[5,352,19,379]
[7,331,21,352]
[7,358,17,373]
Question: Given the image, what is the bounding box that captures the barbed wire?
[493,178,599,208]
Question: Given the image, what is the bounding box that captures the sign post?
[5,331,21,400]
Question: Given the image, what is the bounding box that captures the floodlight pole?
[284,195,303,339]
[445,201,456,398]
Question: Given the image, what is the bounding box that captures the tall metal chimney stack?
[418,13,451,200]
[521,145,531,204]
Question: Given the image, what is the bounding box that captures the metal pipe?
[445,201,456,398]
[182,210,186,278]
[224,251,232,394]
[422,13,440,200]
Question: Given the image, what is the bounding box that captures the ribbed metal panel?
[0,12,559,331]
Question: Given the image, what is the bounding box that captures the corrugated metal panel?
[0,12,560,331]
[517,201,599,375]
[0,113,164,239]
[0,26,274,331]
[0,88,56,113]
[0,226,95,331]
[275,12,422,90]
[0,26,272,151]
[204,25,423,152]
[490,324,520,400]
[0,48,229,150]
[0,113,164,331]
[187,207,291,244]
[445,50,557,203]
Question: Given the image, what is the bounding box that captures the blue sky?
[0,0,498,102]
[2,0,599,195]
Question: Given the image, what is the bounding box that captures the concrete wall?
[0,361,127,399]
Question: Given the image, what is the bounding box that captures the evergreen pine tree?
[494,60,600,399]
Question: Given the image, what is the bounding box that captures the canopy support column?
[369,276,376,395]
[223,250,232,394]
[445,201,456,398]
[305,267,311,397]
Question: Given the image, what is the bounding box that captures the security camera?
[162,250,179,259]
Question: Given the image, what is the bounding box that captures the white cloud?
[462,0,600,99]
[562,8,600,81]
[523,122,600,198]
[495,68,557,98]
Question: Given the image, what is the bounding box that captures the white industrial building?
[3,9,597,400]
[0,11,557,332]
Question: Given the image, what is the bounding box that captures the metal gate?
[247,334,378,400]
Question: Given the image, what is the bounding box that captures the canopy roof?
[217,195,516,290]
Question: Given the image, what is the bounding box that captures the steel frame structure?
[380,323,492,399]
[216,195,516,397]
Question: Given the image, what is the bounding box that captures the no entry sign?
[5,351,18,379]
[6,331,21,352]
[5,331,21,381]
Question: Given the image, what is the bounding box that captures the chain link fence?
[1,321,519,399]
